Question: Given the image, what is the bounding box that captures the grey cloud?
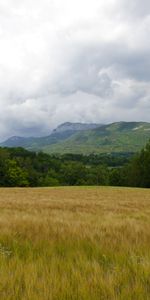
[0,0,150,140]
[52,39,150,98]
[119,0,150,19]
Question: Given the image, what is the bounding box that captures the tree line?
[0,141,149,188]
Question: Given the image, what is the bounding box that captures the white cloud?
[0,0,150,140]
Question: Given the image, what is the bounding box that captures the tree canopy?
[0,142,149,188]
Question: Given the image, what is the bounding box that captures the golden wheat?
[0,187,149,299]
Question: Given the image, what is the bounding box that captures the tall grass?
[0,187,149,299]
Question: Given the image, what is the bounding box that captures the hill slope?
[43,122,150,154]
[1,121,150,154]
[1,122,101,150]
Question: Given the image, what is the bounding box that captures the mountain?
[0,122,102,150]
[53,122,101,133]
[1,136,40,148]
[1,121,150,154]
[42,121,150,154]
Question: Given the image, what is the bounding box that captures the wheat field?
[0,187,150,299]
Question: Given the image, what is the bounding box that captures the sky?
[0,0,150,140]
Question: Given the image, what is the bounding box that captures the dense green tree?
[0,143,149,188]
[5,159,29,187]
[0,149,11,186]
[126,141,150,188]
[60,162,87,185]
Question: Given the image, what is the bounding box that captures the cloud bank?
[0,0,150,140]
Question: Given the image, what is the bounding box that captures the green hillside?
[42,122,150,154]
[1,121,150,154]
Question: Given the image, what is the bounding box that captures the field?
[0,187,150,299]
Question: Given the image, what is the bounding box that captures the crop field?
[0,187,150,299]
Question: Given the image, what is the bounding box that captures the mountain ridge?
[1,121,150,154]
[0,122,103,149]
[52,122,102,133]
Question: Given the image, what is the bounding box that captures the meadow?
[0,187,150,299]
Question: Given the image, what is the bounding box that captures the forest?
[0,141,149,188]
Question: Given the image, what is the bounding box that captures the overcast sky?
[0,0,150,140]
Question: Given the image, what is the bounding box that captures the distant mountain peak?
[52,122,102,133]
[5,136,24,141]
[1,121,150,154]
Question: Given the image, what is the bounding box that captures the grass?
[0,187,149,299]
